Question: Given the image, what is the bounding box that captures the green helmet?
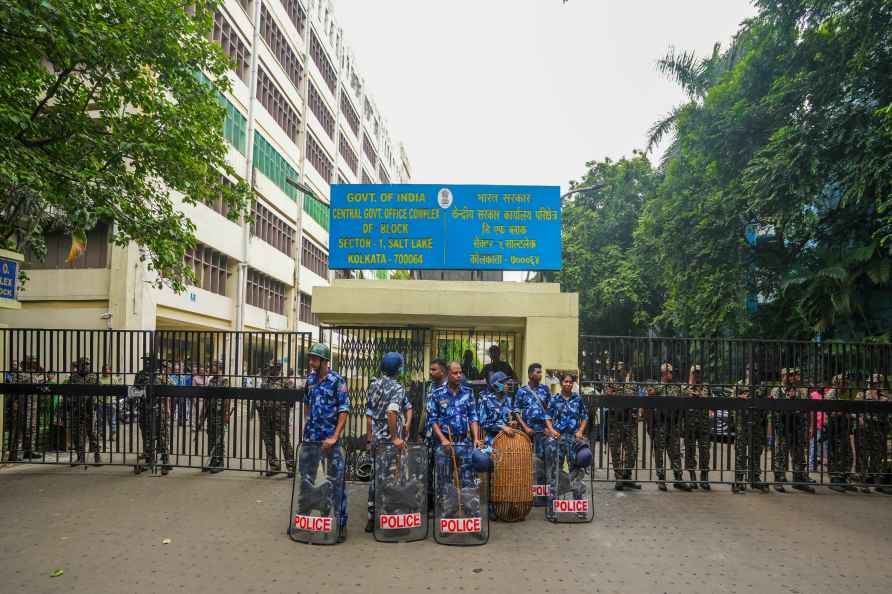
[308,342,331,361]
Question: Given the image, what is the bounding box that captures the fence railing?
[580,380,891,491]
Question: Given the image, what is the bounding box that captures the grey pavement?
[0,464,890,594]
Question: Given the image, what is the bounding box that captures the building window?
[302,238,328,278]
[303,192,330,230]
[309,31,337,94]
[361,168,372,184]
[247,269,286,314]
[335,269,353,280]
[306,133,333,182]
[336,171,348,185]
[256,67,300,142]
[259,5,304,93]
[363,133,378,167]
[340,93,360,136]
[212,11,251,82]
[338,136,358,175]
[24,222,110,270]
[378,164,390,184]
[253,131,300,200]
[204,175,235,218]
[251,200,295,256]
[307,83,335,139]
[184,244,230,296]
[279,0,307,38]
[299,291,319,325]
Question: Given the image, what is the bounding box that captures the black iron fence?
[1,329,313,474]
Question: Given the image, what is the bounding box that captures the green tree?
[639,0,892,339]
[0,0,250,292]
[555,154,662,335]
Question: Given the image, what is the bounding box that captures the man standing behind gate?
[684,365,711,490]
[301,342,350,541]
[133,355,172,475]
[364,352,410,533]
[606,362,641,491]
[770,368,814,493]
[646,363,691,492]
[68,357,101,466]
[260,360,295,477]
[197,360,228,474]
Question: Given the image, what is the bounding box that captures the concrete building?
[1,0,409,336]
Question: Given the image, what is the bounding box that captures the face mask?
[494,383,504,393]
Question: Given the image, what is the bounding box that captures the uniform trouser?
[607,411,637,480]
[773,412,808,482]
[259,401,294,468]
[734,410,766,483]
[298,445,347,528]
[138,398,170,465]
[826,415,853,481]
[70,396,99,457]
[9,395,38,456]
[545,436,585,519]
[854,417,886,483]
[684,410,710,474]
[206,399,226,467]
[650,413,683,480]
[532,431,548,487]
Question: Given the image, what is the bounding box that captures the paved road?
[0,465,890,594]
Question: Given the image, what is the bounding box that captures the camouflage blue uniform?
[545,392,589,519]
[365,375,409,520]
[300,369,350,529]
[427,383,479,492]
[478,390,514,445]
[515,382,552,491]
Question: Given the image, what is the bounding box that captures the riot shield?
[288,442,345,545]
[546,437,594,524]
[374,443,428,543]
[433,443,489,546]
[531,432,550,507]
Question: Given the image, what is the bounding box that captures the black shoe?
[134,464,144,475]
[92,453,102,467]
[689,473,699,489]
[657,481,668,492]
[26,451,42,460]
[829,483,847,493]
[160,465,171,476]
[673,482,692,492]
[792,484,815,493]
[844,483,858,492]
[732,483,744,494]
[614,482,625,491]
[208,467,224,474]
[876,487,892,495]
[700,482,711,491]
[752,482,769,493]
[265,461,281,477]
[6,453,18,462]
[365,518,374,533]
[774,484,786,493]
[861,486,872,494]
[286,464,295,479]
[337,529,347,543]
[201,467,210,472]
[625,481,642,490]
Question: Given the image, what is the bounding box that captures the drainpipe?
[235,0,263,336]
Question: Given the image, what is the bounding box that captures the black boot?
[700,470,710,491]
[688,471,699,489]
[624,476,642,490]
[72,453,85,467]
[365,518,374,533]
[792,477,815,493]
[657,474,668,491]
[614,481,625,491]
[673,474,692,492]
[92,452,102,467]
[265,460,281,477]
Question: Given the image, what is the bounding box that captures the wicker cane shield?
[374,443,428,543]
[288,442,345,545]
[491,431,533,521]
[433,444,489,546]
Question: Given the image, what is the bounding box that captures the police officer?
[543,372,588,519]
[770,368,814,492]
[732,380,769,493]
[9,356,45,462]
[427,361,483,514]
[300,342,350,542]
[825,374,854,492]
[364,352,410,533]
[259,359,295,477]
[133,355,172,475]
[854,374,888,494]
[646,363,690,491]
[197,360,229,473]
[422,358,448,512]
[67,357,101,466]
[514,363,553,493]
[606,362,641,491]
[478,371,517,445]
[684,365,711,490]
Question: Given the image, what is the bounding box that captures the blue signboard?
[328,184,561,270]
[0,256,18,303]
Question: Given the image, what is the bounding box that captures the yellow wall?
[312,280,579,371]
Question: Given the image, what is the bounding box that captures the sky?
[334,0,757,190]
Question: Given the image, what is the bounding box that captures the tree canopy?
[563,0,892,340]
[0,0,250,292]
